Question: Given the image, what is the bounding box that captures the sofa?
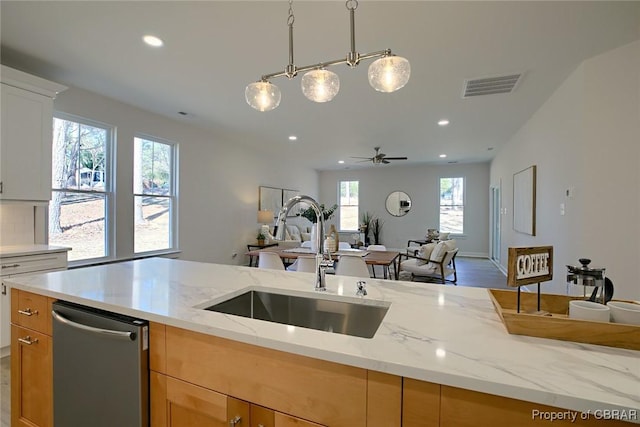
[265,224,311,245]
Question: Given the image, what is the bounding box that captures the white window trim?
[133,133,179,255]
[338,180,359,232]
[49,112,116,267]
[438,175,466,236]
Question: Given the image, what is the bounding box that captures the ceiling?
[1,1,638,171]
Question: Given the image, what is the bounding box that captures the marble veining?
[6,258,639,422]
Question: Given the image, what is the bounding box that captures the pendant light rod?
[261,0,390,81]
[347,0,358,67]
[285,0,297,79]
[245,0,410,111]
[261,48,394,81]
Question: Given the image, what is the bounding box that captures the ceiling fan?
[351,147,408,165]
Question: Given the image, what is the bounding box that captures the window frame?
[49,112,116,266]
[338,180,359,232]
[438,176,465,235]
[133,133,179,256]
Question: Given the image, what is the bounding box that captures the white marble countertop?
[0,244,70,258]
[7,258,639,421]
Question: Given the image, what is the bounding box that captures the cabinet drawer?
[11,289,54,335]
[164,326,367,426]
[1,251,67,276]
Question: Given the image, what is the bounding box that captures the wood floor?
[399,256,508,288]
[0,257,505,426]
[1,355,8,427]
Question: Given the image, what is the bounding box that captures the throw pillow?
[430,241,448,263]
[286,225,301,241]
[443,239,456,251]
[416,243,437,266]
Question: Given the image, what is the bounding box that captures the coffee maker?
[566,258,613,304]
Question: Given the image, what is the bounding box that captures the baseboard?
[458,251,489,258]
[0,345,9,358]
[490,258,508,276]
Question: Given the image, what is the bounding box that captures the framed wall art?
[259,186,300,218]
[258,186,282,217]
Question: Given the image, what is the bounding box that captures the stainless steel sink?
[204,290,389,338]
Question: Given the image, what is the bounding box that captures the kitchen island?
[8,258,639,426]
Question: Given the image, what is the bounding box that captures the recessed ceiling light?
[143,35,163,47]
[338,160,345,164]
[438,119,450,126]
[288,135,297,141]
[439,154,447,158]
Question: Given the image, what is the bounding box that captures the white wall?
[319,163,490,256]
[490,41,640,300]
[51,87,318,264]
[0,205,35,245]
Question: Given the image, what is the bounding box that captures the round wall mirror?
[386,191,412,217]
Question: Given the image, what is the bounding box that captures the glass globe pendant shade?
[301,69,340,103]
[368,56,411,93]
[245,81,281,112]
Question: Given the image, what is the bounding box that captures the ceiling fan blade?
[355,159,372,163]
[382,159,391,164]
[384,157,408,160]
[350,156,373,160]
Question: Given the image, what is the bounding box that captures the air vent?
[462,74,521,98]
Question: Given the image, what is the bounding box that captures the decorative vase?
[324,236,336,253]
[329,224,339,248]
[310,224,318,252]
[257,239,265,246]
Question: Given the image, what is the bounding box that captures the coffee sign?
[507,246,553,287]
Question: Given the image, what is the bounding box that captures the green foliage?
[370,217,383,245]
[360,211,372,229]
[298,203,338,223]
[138,139,171,188]
[256,232,266,240]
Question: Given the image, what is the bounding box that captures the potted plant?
[370,217,383,245]
[360,211,372,245]
[297,203,338,223]
[256,232,266,245]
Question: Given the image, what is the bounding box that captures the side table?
[246,242,278,267]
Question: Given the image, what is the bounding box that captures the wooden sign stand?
[507,246,553,313]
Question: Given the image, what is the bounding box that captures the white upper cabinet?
[1,65,67,202]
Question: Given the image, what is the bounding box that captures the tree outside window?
[49,115,112,262]
[439,177,464,234]
[133,136,177,254]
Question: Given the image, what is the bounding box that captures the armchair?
[399,241,458,284]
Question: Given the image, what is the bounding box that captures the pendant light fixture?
[245,0,410,111]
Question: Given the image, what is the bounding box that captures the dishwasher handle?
[52,310,135,340]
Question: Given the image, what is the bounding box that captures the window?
[439,177,464,234]
[49,114,113,263]
[133,136,177,254]
[339,180,359,231]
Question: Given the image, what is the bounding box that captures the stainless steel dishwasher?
[52,300,149,427]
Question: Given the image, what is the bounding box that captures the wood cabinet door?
[11,325,52,427]
[151,372,250,427]
[274,412,325,427]
[251,404,275,427]
[440,386,631,427]
[402,378,440,427]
